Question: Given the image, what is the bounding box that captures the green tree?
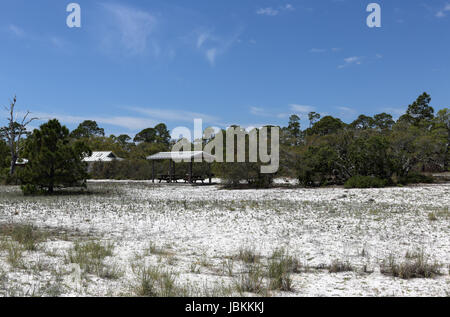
[0,139,9,171]
[307,116,346,136]
[71,120,105,139]
[19,119,91,194]
[399,92,434,126]
[373,113,395,130]
[134,128,156,143]
[154,123,171,146]
[287,115,301,146]
[308,112,321,128]
[350,115,375,130]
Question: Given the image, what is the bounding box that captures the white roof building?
[83,151,122,163]
[147,151,216,162]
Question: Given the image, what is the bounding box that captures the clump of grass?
[0,224,46,251]
[221,258,234,277]
[133,264,188,297]
[329,260,355,273]
[98,263,123,280]
[380,253,442,279]
[65,240,114,275]
[234,263,266,295]
[5,242,24,268]
[146,242,172,257]
[235,247,261,264]
[267,248,300,292]
[428,212,438,221]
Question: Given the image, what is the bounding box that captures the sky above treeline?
[0,0,449,137]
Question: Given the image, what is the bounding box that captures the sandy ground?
[0,181,449,297]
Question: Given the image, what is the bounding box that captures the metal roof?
[83,151,122,162]
[147,151,216,162]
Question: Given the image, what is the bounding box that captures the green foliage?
[71,120,105,139]
[307,116,346,136]
[18,119,91,194]
[344,175,387,189]
[134,123,171,145]
[399,92,435,126]
[397,173,434,185]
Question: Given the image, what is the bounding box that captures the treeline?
[1,92,449,190]
[279,93,449,188]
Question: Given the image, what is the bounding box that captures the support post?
[169,160,173,183]
[189,161,193,184]
[209,164,212,184]
[152,160,155,183]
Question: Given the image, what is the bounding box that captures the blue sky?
[1,0,449,136]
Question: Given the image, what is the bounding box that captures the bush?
[344,175,387,189]
[20,184,38,196]
[397,173,434,185]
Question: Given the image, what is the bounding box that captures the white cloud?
[338,56,363,69]
[128,107,221,125]
[26,105,222,132]
[290,104,315,114]
[31,112,157,131]
[336,106,357,119]
[193,29,242,66]
[436,3,450,18]
[100,3,157,55]
[8,24,25,37]
[256,4,295,16]
[256,8,279,16]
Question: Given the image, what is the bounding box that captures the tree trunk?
[9,155,16,176]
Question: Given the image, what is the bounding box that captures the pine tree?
[19,119,91,194]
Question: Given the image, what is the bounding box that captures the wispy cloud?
[256,8,280,16]
[30,112,158,131]
[338,56,363,69]
[290,104,315,114]
[99,3,158,56]
[436,3,450,18]
[128,107,221,125]
[194,29,242,66]
[8,24,25,37]
[256,4,295,16]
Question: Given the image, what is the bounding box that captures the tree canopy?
[19,119,91,194]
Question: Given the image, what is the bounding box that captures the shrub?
[397,173,434,185]
[344,175,387,189]
[20,184,39,196]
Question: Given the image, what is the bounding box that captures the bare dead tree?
[0,96,37,176]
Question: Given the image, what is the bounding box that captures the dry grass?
[328,260,355,273]
[65,240,115,276]
[380,253,442,279]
